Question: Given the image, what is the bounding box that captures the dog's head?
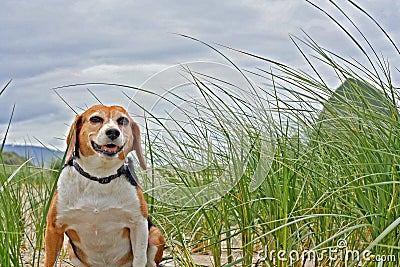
[65,104,146,170]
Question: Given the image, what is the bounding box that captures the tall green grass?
[1,1,400,266]
[0,81,61,266]
[134,2,400,266]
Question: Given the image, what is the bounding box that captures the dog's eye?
[90,116,103,123]
[117,117,129,126]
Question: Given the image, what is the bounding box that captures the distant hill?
[2,151,28,165]
[312,78,397,146]
[318,78,397,120]
[2,144,64,166]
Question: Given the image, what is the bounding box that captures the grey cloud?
[1,0,399,147]
[0,80,61,124]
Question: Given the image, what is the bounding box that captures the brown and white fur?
[45,105,164,267]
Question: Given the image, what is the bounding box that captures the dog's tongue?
[102,144,118,152]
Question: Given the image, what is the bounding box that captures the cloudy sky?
[1,0,399,150]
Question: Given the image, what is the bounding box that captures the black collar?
[64,158,138,186]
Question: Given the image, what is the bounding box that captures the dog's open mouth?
[92,141,123,156]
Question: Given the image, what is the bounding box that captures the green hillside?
[1,151,28,165]
[319,78,397,121]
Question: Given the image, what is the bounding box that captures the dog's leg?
[45,192,65,267]
[131,217,149,267]
[146,246,157,267]
[147,225,165,267]
[45,228,64,267]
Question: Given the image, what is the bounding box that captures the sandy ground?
[21,236,248,267]
[21,237,220,267]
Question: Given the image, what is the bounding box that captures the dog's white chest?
[56,167,143,266]
[57,166,141,220]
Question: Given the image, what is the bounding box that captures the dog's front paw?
[146,260,157,267]
[132,257,147,267]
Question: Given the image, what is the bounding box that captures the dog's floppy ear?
[66,115,82,163]
[131,120,147,170]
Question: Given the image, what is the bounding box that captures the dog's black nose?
[106,128,120,140]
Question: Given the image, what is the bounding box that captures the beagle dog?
[45,105,164,267]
